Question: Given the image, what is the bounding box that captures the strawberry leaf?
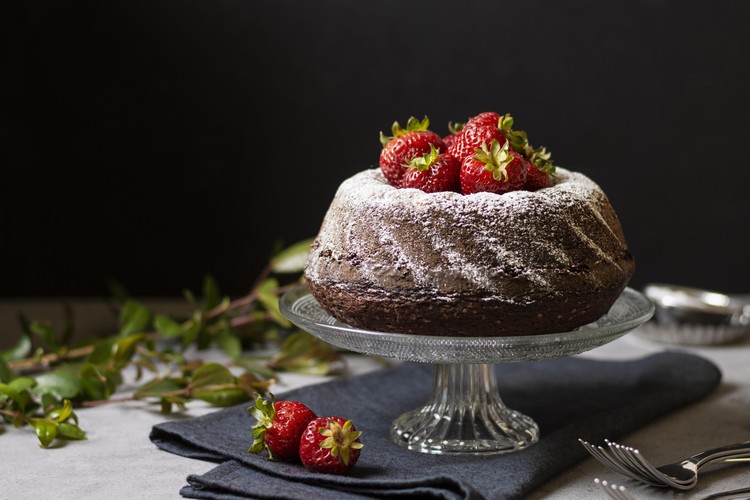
[380,116,430,145]
[447,121,464,134]
[406,143,440,171]
[474,139,514,182]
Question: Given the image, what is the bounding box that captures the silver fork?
[594,478,750,500]
[579,438,750,489]
[606,439,750,490]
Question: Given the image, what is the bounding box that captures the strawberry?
[401,144,461,193]
[460,139,527,195]
[447,123,506,162]
[299,416,363,474]
[379,116,445,188]
[248,394,317,462]
[442,121,465,148]
[464,111,502,130]
[461,113,557,192]
[524,160,553,191]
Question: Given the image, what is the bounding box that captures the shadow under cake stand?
[280,286,654,456]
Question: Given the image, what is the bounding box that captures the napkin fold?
[150,352,721,500]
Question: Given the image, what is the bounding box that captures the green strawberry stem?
[318,419,363,466]
[248,393,276,456]
[379,116,430,145]
[474,139,514,182]
[447,121,464,134]
[406,143,440,171]
[498,113,556,174]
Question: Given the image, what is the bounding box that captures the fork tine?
[594,478,639,500]
[579,439,652,483]
[580,440,628,473]
[606,440,666,486]
[614,441,691,489]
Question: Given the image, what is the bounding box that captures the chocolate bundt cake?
[304,167,634,337]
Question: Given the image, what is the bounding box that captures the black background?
[2,0,750,298]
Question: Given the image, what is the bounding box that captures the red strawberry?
[464,111,502,130]
[299,416,363,474]
[442,121,465,148]
[248,394,317,462]
[447,124,506,162]
[524,161,552,191]
[401,144,461,193]
[460,139,527,195]
[379,116,445,188]
[524,145,555,190]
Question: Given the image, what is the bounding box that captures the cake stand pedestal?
[280,286,653,456]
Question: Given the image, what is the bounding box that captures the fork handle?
[692,440,750,465]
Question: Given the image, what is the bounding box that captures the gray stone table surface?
[1,299,749,499]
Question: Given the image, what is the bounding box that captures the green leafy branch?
[0,238,343,448]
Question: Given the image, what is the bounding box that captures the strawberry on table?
[248,394,317,462]
[299,416,363,475]
[401,144,461,193]
[460,139,528,195]
[379,116,445,188]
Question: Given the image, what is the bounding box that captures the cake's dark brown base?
[307,280,630,337]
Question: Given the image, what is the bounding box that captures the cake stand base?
[390,363,539,455]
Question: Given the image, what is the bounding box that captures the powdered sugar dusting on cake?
[306,167,629,301]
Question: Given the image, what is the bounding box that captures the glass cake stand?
[279,286,654,456]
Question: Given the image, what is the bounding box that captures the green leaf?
[181,312,203,350]
[154,315,184,338]
[80,363,110,401]
[271,238,315,274]
[189,363,235,389]
[216,329,242,360]
[192,386,250,407]
[182,288,197,307]
[233,356,277,380]
[32,419,59,448]
[33,371,84,400]
[41,392,58,407]
[47,399,73,423]
[118,301,151,336]
[268,331,341,376]
[87,338,115,365]
[0,383,23,409]
[0,334,32,361]
[0,357,11,383]
[111,334,144,369]
[57,421,86,440]
[203,274,222,311]
[29,321,58,350]
[9,376,35,393]
[134,377,186,398]
[257,278,291,328]
[159,395,188,414]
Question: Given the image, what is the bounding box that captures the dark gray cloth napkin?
[150,351,721,500]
